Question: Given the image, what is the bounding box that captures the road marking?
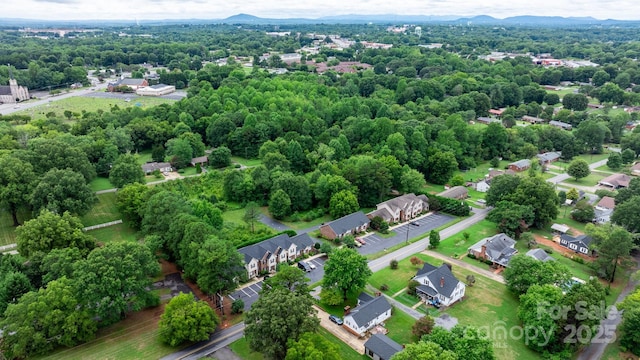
[241,288,251,297]
[247,287,259,296]
[228,294,236,301]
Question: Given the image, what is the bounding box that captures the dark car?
[410,221,421,226]
[329,315,343,325]
[297,261,312,272]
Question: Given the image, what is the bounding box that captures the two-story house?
[367,193,429,223]
[238,233,315,279]
[413,263,465,307]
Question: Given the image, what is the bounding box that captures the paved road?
[159,323,245,360]
[258,214,291,232]
[368,208,490,273]
[576,254,640,360]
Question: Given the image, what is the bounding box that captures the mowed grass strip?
[80,192,121,227]
[88,177,115,192]
[35,306,177,360]
[0,208,31,246]
[87,223,139,244]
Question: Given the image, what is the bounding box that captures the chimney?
[440,277,445,288]
[344,305,351,315]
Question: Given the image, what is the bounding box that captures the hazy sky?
[3,0,639,21]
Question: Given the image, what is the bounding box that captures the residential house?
[190,156,208,167]
[476,117,501,125]
[238,233,315,279]
[537,152,562,165]
[631,162,640,176]
[476,179,490,193]
[437,186,468,200]
[413,263,466,307]
[594,196,616,224]
[489,108,505,117]
[522,115,546,124]
[320,211,370,240]
[508,159,532,172]
[475,169,515,193]
[551,223,570,234]
[343,296,392,337]
[598,173,631,189]
[559,234,593,256]
[108,77,148,92]
[367,193,429,223]
[364,334,403,360]
[136,83,176,96]
[141,162,172,174]
[468,233,518,267]
[526,249,555,262]
[549,120,572,131]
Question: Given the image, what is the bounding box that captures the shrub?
[407,280,420,296]
[572,256,585,264]
[467,253,476,259]
[380,284,389,291]
[320,242,333,255]
[390,259,399,269]
[412,316,435,338]
[410,256,424,267]
[231,299,244,314]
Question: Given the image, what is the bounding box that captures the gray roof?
[416,285,439,297]
[526,249,555,262]
[118,78,147,86]
[437,186,468,199]
[149,83,173,89]
[141,162,171,172]
[238,233,314,264]
[414,263,461,298]
[509,159,531,169]
[537,152,562,162]
[358,292,374,305]
[364,334,403,360]
[469,233,517,267]
[191,156,208,164]
[560,234,593,249]
[323,211,370,236]
[0,86,12,96]
[549,120,572,129]
[348,296,391,328]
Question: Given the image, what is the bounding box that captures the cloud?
[32,0,77,3]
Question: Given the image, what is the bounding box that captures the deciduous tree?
[31,168,96,216]
[322,248,371,301]
[269,189,292,220]
[285,332,340,360]
[329,190,360,219]
[0,155,35,226]
[109,153,145,188]
[567,159,590,181]
[158,292,219,347]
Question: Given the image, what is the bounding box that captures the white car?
[308,262,317,270]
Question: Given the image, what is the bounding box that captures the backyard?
[87,223,139,244]
[79,192,121,227]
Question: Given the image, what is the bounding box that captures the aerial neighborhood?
[2,7,640,360]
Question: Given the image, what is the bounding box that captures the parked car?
[329,315,343,325]
[353,240,362,247]
[297,261,312,272]
[356,237,366,245]
[410,221,421,226]
[308,262,316,270]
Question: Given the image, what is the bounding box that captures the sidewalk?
[313,305,366,354]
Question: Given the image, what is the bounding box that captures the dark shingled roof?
[414,263,461,298]
[323,211,370,236]
[364,334,403,360]
[560,234,593,249]
[526,249,555,262]
[348,296,391,328]
[238,233,314,264]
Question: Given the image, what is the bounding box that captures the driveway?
[314,305,366,353]
[228,281,264,311]
[258,214,291,232]
[358,213,455,256]
[421,250,506,284]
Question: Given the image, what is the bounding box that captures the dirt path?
[532,235,594,263]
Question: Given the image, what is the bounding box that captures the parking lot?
[228,256,327,311]
[357,212,455,255]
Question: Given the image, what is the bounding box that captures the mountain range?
[1,13,638,27]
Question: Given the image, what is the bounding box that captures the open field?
[436,219,497,258]
[561,171,608,187]
[87,223,139,244]
[231,156,263,167]
[13,96,177,121]
[35,305,177,360]
[89,177,115,191]
[79,192,121,227]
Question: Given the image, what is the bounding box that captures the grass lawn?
[87,223,139,244]
[548,86,580,98]
[549,206,589,233]
[385,307,419,345]
[453,160,512,183]
[228,328,369,360]
[369,255,429,297]
[35,305,177,360]
[231,156,263,167]
[421,183,445,195]
[561,171,608,187]
[0,209,31,246]
[80,192,121,227]
[178,167,199,176]
[280,213,333,231]
[136,150,153,165]
[436,219,498,258]
[15,96,177,121]
[411,254,538,360]
[557,152,611,166]
[88,177,115,191]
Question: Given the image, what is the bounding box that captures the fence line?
[83,219,123,231]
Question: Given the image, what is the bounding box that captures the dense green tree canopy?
[322,247,372,301]
[158,292,219,347]
[31,168,96,216]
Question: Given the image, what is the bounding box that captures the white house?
[343,296,392,337]
[475,179,490,192]
[413,263,465,307]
